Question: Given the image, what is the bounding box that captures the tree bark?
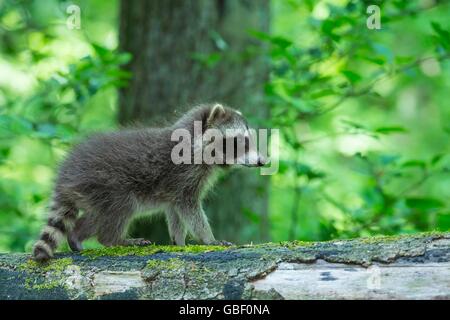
[118,0,270,244]
[1,233,449,300]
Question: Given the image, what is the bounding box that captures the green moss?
[146,258,186,270]
[144,258,192,281]
[82,244,230,258]
[240,231,449,251]
[144,257,215,286]
[25,278,61,290]
[359,231,447,244]
[77,232,449,258]
[20,257,74,291]
[279,240,317,248]
[247,240,317,249]
[19,257,73,273]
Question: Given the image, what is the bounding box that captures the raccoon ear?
[207,104,226,125]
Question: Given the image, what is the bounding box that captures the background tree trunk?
[118,0,270,244]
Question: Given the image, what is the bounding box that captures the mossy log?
[1,232,449,300]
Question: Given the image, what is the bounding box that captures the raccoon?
[32,103,266,261]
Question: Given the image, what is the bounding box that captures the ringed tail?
[32,196,77,261]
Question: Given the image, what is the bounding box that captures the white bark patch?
[93,271,145,297]
[64,265,84,291]
[252,260,450,300]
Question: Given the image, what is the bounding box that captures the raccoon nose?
[257,156,267,167]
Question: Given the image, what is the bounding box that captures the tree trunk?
[1,233,449,300]
[118,0,270,244]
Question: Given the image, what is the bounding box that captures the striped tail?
[32,197,78,261]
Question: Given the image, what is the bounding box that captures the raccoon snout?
[257,155,267,167]
[245,155,267,167]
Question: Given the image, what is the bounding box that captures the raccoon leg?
[177,204,217,245]
[97,215,128,247]
[97,219,151,246]
[166,207,187,245]
[96,201,145,247]
[67,214,98,252]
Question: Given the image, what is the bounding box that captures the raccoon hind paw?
[123,238,152,246]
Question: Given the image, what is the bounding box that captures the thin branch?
[397,171,431,197]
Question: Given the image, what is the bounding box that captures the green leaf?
[405,197,444,210]
[378,154,400,166]
[242,208,260,224]
[191,52,222,68]
[374,126,407,134]
[444,124,450,135]
[277,159,292,175]
[341,119,366,130]
[431,22,450,49]
[270,36,293,49]
[401,160,426,169]
[341,70,362,84]
[321,20,341,42]
[248,30,272,41]
[436,212,450,231]
[91,43,110,58]
[0,115,33,136]
[33,123,57,138]
[115,52,133,65]
[362,56,386,66]
[309,88,336,99]
[107,69,132,79]
[372,43,394,64]
[395,55,415,65]
[295,163,325,180]
[248,30,293,49]
[431,154,445,166]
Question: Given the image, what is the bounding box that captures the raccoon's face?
[205,104,267,167]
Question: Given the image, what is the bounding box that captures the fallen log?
[0,232,449,300]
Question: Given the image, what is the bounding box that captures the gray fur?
[32,103,264,261]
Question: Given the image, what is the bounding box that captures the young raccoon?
[33,103,266,261]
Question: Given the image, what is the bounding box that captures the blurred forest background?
[0,0,449,252]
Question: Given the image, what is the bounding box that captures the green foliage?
[264,0,450,240]
[0,0,128,251]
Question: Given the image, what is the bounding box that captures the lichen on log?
[0,232,449,300]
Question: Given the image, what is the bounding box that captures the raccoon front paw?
[123,238,152,246]
[210,240,234,246]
